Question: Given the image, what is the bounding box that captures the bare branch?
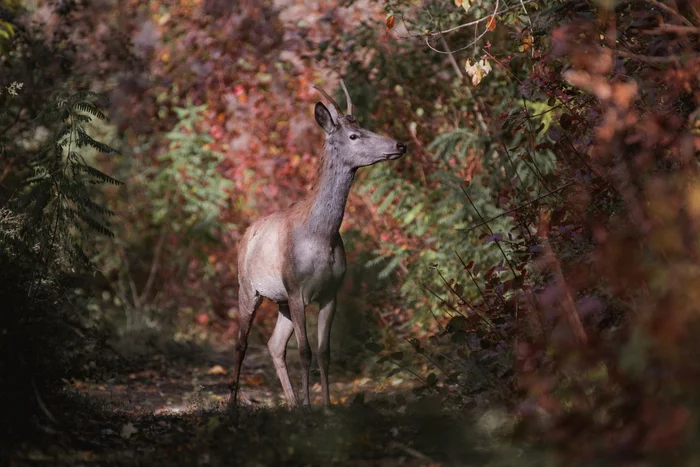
[425,1,530,38]
[461,182,574,236]
[645,24,700,35]
[643,0,694,27]
[139,226,167,304]
[615,47,699,64]
[425,0,499,55]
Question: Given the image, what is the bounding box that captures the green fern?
[2,90,123,269]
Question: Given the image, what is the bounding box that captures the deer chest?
[290,235,347,302]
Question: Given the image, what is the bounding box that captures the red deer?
[230,80,406,407]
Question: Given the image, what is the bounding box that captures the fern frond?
[79,164,124,185]
[68,91,100,104]
[77,212,114,237]
[76,129,119,154]
[74,101,106,120]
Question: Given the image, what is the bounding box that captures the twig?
[422,282,460,318]
[410,1,535,38]
[389,442,436,463]
[385,356,429,384]
[441,36,464,80]
[455,250,509,322]
[439,37,489,134]
[405,337,472,391]
[615,47,698,64]
[139,226,167,304]
[118,245,141,309]
[461,182,574,235]
[32,378,58,425]
[542,237,588,345]
[435,268,474,315]
[455,251,507,332]
[483,49,523,84]
[460,185,518,277]
[424,0,499,54]
[643,0,694,27]
[644,24,700,35]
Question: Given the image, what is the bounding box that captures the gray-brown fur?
[230,80,406,408]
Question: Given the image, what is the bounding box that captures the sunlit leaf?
[485,16,496,31]
[464,59,492,86]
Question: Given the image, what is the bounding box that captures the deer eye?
[349,134,359,140]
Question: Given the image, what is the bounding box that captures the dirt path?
[75,345,410,414]
[10,345,537,466]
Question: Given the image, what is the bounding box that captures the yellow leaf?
[207,365,227,375]
[464,59,492,86]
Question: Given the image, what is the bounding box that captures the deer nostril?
[396,141,406,152]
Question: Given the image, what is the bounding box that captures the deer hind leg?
[229,285,262,410]
[268,303,297,406]
[288,295,312,406]
[318,297,337,406]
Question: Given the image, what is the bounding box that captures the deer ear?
[315,102,336,134]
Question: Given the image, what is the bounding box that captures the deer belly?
[251,272,288,303]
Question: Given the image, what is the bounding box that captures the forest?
[1,0,699,465]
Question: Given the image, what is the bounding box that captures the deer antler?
[340,80,352,116]
[311,83,342,115]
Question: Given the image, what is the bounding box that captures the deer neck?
[303,143,355,237]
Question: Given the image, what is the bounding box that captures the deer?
[229,80,406,408]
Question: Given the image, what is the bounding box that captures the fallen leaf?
[242,374,264,386]
[120,422,138,440]
[206,365,227,375]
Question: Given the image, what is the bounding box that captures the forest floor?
[9,344,545,466]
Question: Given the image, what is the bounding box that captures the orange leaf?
[386,15,395,30]
[486,16,496,31]
[243,374,264,386]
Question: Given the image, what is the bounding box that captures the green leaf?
[403,202,423,225]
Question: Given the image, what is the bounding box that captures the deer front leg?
[318,297,337,406]
[268,303,297,406]
[288,296,312,406]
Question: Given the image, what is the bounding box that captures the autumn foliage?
[1,0,700,463]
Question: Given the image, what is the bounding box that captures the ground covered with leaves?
[7,345,545,466]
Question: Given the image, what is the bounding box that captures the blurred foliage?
[1,0,700,464]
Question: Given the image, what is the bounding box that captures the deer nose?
[396,141,406,153]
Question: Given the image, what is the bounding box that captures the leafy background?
[1,0,699,464]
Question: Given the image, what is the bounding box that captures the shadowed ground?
[9,344,544,466]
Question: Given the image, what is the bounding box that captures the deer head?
[312,80,406,169]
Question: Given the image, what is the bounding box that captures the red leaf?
[386,15,395,29]
[485,16,496,31]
